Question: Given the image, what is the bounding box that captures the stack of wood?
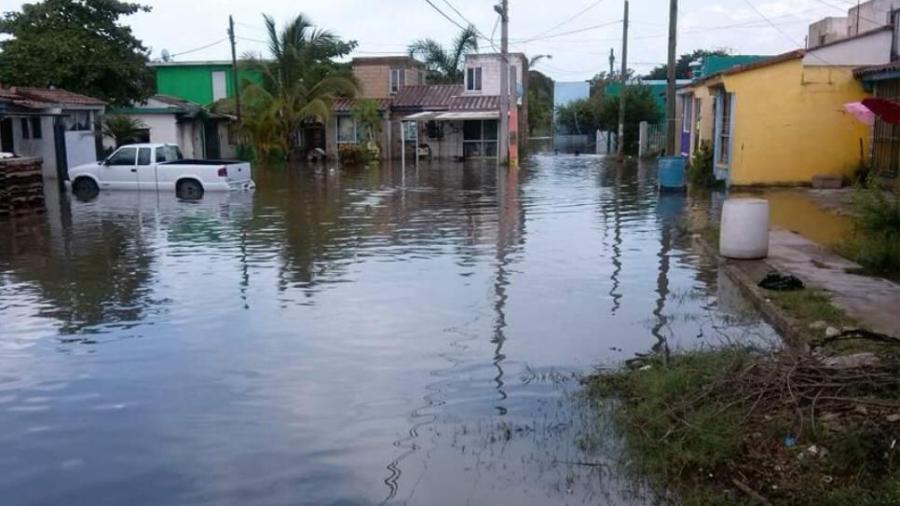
[0,157,45,217]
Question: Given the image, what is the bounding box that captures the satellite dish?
[161,49,171,62]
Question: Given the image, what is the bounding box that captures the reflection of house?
[677,27,890,185]
[0,87,105,179]
[106,95,238,159]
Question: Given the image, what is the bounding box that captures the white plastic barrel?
[719,198,770,259]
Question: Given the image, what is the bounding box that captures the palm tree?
[100,115,147,147]
[408,26,479,84]
[240,13,358,160]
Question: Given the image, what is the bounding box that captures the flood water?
[0,155,777,506]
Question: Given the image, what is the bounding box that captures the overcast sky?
[6,0,865,81]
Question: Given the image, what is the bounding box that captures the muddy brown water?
[0,155,776,505]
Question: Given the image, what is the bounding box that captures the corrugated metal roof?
[393,84,464,109]
[331,97,393,112]
[855,61,900,78]
[449,95,499,111]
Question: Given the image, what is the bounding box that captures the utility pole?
[609,48,615,76]
[228,15,242,123]
[665,0,677,156]
[497,0,510,165]
[616,0,629,160]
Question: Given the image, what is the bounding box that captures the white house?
[105,95,238,159]
[0,87,106,179]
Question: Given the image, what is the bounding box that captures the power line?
[170,38,228,57]
[739,0,831,64]
[524,0,607,40]
[517,19,622,43]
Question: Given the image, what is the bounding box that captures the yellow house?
[678,27,891,185]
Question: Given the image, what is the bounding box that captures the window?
[717,92,733,165]
[212,71,227,101]
[390,68,405,94]
[137,147,152,166]
[155,146,169,163]
[692,97,702,153]
[681,96,692,133]
[64,110,92,131]
[337,116,357,144]
[30,117,42,139]
[107,147,137,165]
[892,9,900,60]
[418,71,425,85]
[20,118,30,139]
[466,67,482,92]
[462,119,498,158]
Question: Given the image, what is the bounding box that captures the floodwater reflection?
[0,156,775,505]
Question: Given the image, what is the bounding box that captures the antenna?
[161,49,171,62]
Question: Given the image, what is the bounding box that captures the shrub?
[843,180,900,281]
[686,141,720,188]
[338,143,376,166]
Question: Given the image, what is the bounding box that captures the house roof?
[332,97,394,112]
[449,95,499,111]
[854,60,900,78]
[393,84,464,109]
[720,49,805,76]
[14,87,106,106]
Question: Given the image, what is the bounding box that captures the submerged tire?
[71,177,99,201]
[177,179,204,200]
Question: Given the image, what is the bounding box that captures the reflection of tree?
[0,199,156,335]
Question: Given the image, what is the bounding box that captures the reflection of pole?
[651,214,673,364]
[400,121,406,187]
[609,171,623,314]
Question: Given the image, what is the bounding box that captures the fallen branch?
[731,478,772,506]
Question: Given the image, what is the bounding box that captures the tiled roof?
[331,97,393,112]
[393,84,464,109]
[449,95,499,111]
[855,61,900,78]
[15,87,106,106]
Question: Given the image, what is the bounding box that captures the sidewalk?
[712,229,900,339]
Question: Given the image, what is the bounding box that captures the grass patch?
[584,347,900,505]
[767,289,855,331]
[836,183,900,283]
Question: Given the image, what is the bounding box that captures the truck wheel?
[72,177,99,201]
[177,179,204,200]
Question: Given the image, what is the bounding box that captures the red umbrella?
[862,98,900,125]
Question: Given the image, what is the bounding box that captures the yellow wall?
[721,59,870,185]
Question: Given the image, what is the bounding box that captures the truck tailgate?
[226,162,252,183]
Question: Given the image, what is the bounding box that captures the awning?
[435,111,498,120]
[862,98,900,125]
[402,111,442,121]
[844,102,874,126]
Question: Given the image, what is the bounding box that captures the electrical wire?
[517,19,623,43]
[170,38,227,58]
[523,0,607,40]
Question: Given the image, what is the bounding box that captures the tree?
[101,115,148,147]
[645,49,730,80]
[239,13,358,160]
[408,27,479,84]
[350,99,382,145]
[0,0,154,106]
[527,70,553,136]
[556,85,661,155]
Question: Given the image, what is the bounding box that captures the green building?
[691,55,770,79]
[150,61,261,106]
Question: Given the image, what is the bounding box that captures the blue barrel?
[658,156,686,191]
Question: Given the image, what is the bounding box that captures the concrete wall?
[721,59,870,185]
[353,63,424,99]
[803,28,892,66]
[849,0,898,36]
[11,116,57,178]
[64,130,98,168]
[681,81,718,156]
[463,54,526,98]
[808,17,849,48]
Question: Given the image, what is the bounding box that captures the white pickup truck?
[68,143,255,200]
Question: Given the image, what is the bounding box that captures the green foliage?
[239,13,358,161]
[0,0,154,106]
[338,144,376,166]
[767,289,855,330]
[100,115,147,147]
[686,141,720,188]
[350,99,382,145]
[645,49,731,80]
[408,26,478,84]
[527,70,553,136]
[555,85,661,155]
[843,181,900,281]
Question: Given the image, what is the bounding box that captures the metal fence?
[638,121,666,158]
